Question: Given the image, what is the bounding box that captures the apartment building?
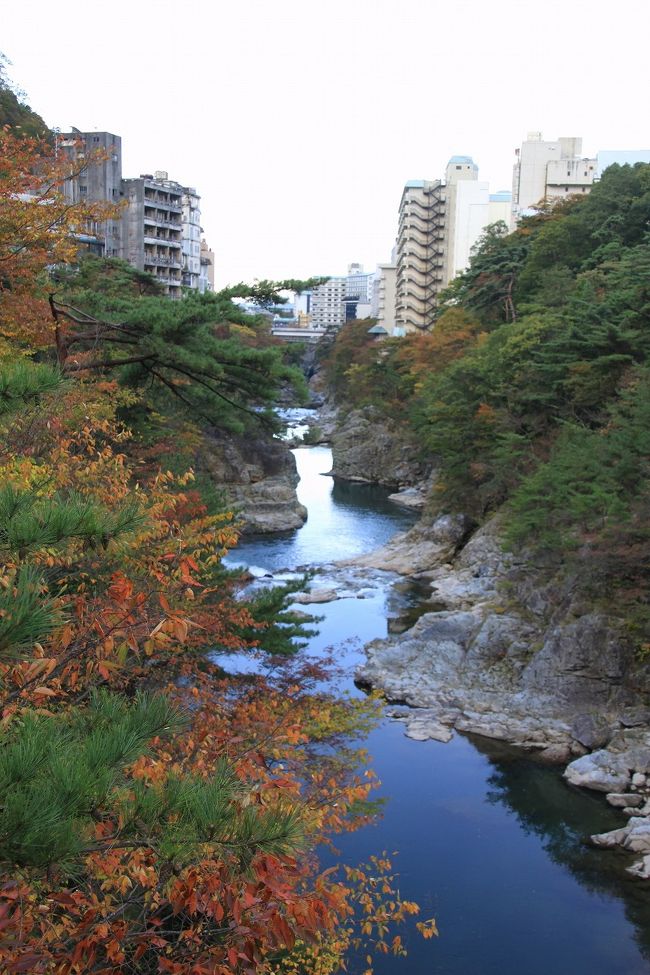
[511,133,596,225]
[199,238,215,293]
[309,277,346,330]
[181,188,202,289]
[393,157,494,332]
[345,263,374,302]
[57,129,124,258]
[373,263,398,335]
[394,179,446,333]
[121,172,184,297]
[444,157,490,281]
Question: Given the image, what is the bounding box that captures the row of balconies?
[144,234,182,246]
[144,213,182,229]
[144,192,182,210]
[144,254,182,268]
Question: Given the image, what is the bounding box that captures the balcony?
[143,254,182,269]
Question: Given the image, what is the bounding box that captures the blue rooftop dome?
[448,155,475,165]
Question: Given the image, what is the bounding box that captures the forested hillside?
[322,164,650,639]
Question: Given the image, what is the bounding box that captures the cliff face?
[197,432,307,534]
[329,407,432,489]
[354,513,650,753]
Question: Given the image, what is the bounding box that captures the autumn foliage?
[0,127,430,973]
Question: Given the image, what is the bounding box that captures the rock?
[294,589,340,604]
[343,514,473,575]
[522,614,633,707]
[197,432,307,533]
[633,773,648,788]
[571,713,614,750]
[564,751,631,793]
[620,707,650,728]
[537,744,572,765]
[590,826,631,848]
[606,793,644,808]
[329,407,431,489]
[388,487,430,511]
[402,712,454,743]
[624,821,650,853]
[627,854,650,879]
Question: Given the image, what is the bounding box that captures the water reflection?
[474,735,650,962]
[222,442,650,975]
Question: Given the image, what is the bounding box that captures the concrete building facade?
[511,133,596,225]
[444,157,490,281]
[374,263,398,336]
[57,129,124,258]
[395,179,446,332]
[309,277,346,331]
[121,172,184,297]
[181,187,202,290]
[345,263,374,302]
[488,190,512,228]
[199,238,215,293]
[394,157,494,332]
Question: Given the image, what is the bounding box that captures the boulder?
[590,826,631,848]
[627,854,650,879]
[344,515,473,575]
[624,821,650,853]
[294,589,340,604]
[197,432,307,533]
[564,751,631,793]
[606,793,643,808]
[571,713,614,750]
[329,407,430,489]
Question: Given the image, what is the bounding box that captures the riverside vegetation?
[321,161,650,649]
[0,73,438,974]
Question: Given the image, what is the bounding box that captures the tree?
[0,125,426,974]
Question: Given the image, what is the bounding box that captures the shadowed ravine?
[222,430,650,975]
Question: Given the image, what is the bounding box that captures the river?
[222,437,650,975]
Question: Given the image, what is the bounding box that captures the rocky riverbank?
[318,405,433,490]
[342,509,650,877]
[196,430,307,533]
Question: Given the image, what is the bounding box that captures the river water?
[223,437,650,975]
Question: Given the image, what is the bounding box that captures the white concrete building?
[444,157,489,281]
[346,263,374,302]
[488,191,512,228]
[199,238,215,293]
[309,277,346,331]
[181,186,202,290]
[511,133,596,225]
[394,156,491,332]
[374,263,398,335]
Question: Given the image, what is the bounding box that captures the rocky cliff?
[197,431,307,534]
[329,407,432,489]
[354,515,650,749]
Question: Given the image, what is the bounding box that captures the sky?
[2,0,648,287]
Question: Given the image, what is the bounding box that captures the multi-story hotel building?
[511,133,597,226]
[394,179,446,332]
[121,172,184,297]
[57,129,124,258]
[394,157,490,333]
[309,277,346,331]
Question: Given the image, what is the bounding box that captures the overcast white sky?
[2,0,648,287]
